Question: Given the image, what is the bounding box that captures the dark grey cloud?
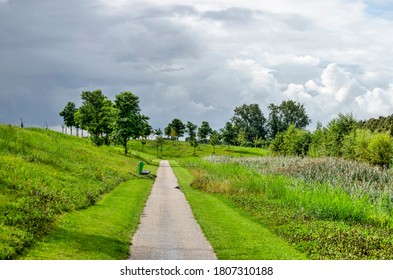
[1,0,393,132]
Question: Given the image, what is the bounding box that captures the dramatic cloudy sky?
[1,0,393,131]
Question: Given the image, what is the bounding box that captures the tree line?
[60,90,393,166]
[59,90,151,154]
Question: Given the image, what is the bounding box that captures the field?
[2,125,393,260]
[182,156,393,259]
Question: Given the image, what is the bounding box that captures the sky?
[1,0,393,131]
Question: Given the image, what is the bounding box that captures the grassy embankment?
[0,124,156,259]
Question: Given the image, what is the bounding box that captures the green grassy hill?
[0,124,152,259]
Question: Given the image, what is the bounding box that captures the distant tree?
[253,136,264,148]
[198,121,213,143]
[75,90,115,145]
[138,116,152,152]
[165,118,185,140]
[220,122,237,150]
[231,103,267,144]
[268,100,311,138]
[209,130,220,155]
[155,128,163,136]
[186,121,197,140]
[59,102,77,135]
[155,135,165,157]
[186,121,198,155]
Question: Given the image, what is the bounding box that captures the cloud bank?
[1,0,393,130]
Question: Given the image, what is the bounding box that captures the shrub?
[368,132,393,167]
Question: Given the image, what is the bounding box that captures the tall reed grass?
[191,156,393,227]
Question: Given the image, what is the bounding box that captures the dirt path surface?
[128,160,217,260]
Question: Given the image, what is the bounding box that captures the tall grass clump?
[0,125,142,259]
[205,155,393,226]
[182,156,393,259]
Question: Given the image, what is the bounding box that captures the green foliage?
[0,125,138,259]
[209,131,220,155]
[165,118,185,140]
[220,122,237,149]
[368,132,393,167]
[360,114,393,133]
[59,102,77,134]
[269,125,311,156]
[325,113,358,157]
[197,121,212,143]
[113,91,145,154]
[268,100,311,138]
[75,90,115,146]
[231,103,267,143]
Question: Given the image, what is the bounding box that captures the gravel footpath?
[128,160,217,260]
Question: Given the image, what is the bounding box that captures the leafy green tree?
[231,103,267,144]
[209,130,220,155]
[253,136,264,148]
[236,129,247,146]
[154,128,163,136]
[268,100,311,138]
[270,125,311,156]
[198,121,213,143]
[186,121,198,155]
[76,90,115,146]
[186,121,197,140]
[308,121,328,157]
[112,91,144,154]
[138,116,152,152]
[220,122,237,150]
[165,118,185,140]
[325,113,358,157]
[59,102,77,135]
[155,135,165,157]
[341,129,372,161]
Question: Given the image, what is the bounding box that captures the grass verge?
[170,161,306,260]
[19,178,153,260]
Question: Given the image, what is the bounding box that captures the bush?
[368,132,393,167]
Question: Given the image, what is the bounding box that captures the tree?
[325,113,358,157]
[75,90,115,145]
[59,102,77,135]
[155,135,165,157]
[198,121,212,143]
[165,118,185,140]
[231,103,267,144]
[112,91,143,154]
[186,121,198,155]
[268,100,311,138]
[209,130,220,155]
[154,128,165,155]
[138,116,152,152]
[220,122,237,150]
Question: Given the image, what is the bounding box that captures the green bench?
[138,161,151,175]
